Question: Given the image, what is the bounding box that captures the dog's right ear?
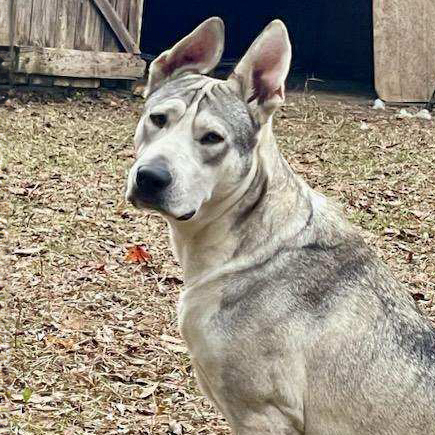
[145,17,225,96]
[228,20,292,123]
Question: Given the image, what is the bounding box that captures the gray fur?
[198,84,259,154]
[127,23,435,435]
[189,153,435,434]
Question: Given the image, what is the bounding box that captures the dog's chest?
[177,281,267,398]
[177,284,224,363]
[178,282,307,432]
[178,280,304,391]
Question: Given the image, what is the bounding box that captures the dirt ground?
[1,89,434,435]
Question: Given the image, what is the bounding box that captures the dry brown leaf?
[125,245,152,263]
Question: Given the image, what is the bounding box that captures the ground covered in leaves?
[1,89,434,434]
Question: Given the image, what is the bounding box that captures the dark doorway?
[140,1,374,86]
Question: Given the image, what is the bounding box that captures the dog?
[126,17,435,435]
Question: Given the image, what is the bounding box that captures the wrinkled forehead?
[144,74,258,148]
[145,74,213,107]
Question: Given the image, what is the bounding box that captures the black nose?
[136,165,172,194]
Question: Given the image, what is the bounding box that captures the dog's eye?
[150,113,167,128]
[200,132,224,145]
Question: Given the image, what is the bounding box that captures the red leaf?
[125,245,152,263]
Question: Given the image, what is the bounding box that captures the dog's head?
[126,17,291,222]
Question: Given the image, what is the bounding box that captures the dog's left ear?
[145,17,225,96]
[229,20,292,122]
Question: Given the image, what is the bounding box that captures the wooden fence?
[0,0,146,87]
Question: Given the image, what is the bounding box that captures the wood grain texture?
[398,0,425,100]
[70,78,100,87]
[374,0,435,102]
[75,0,104,51]
[55,0,78,48]
[426,0,435,98]
[29,0,59,47]
[16,46,146,78]
[55,77,100,87]
[53,76,71,86]
[14,0,33,46]
[101,0,114,52]
[128,0,144,46]
[0,1,141,49]
[0,0,10,45]
[103,0,123,52]
[94,0,139,53]
[30,74,54,85]
[0,0,34,47]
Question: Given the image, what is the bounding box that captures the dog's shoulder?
[217,199,435,356]
[219,207,375,317]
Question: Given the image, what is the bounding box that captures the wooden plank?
[12,73,28,84]
[92,0,140,53]
[128,0,144,46]
[374,0,435,102]
[30,74,54,86]
[16,46,146,79]
[0,0,32,47]
[426,0,435,99]
[29,0,59,47]
[53,77,71,86]
[75,0,104,51]
[69,78,100,88]
[14,0,33,46]
[398,1,426,101]
[55,0,78,48]
[55,77,100,88]
[373,0,401,101]
[102,0,116,51]
[103,0,129,52]
[0,0,10,46]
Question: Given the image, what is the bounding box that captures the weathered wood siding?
[103,0,130,52]
[374,0,435,102]
[16,46,145,79]
[0,1,10,46]
[0,0,144,52]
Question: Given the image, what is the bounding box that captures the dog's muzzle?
[127,160,197,221]
[127,160,172,207]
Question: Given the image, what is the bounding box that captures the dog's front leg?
[193,359,242,429]
[230,410,305,435]
[194,360,305,435]
[237,430,303,435]
[235,426,304,435]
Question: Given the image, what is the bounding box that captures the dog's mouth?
[127,187,196,222]
[129,195,195,222]
[176,210,195,221]
[128,195,158,210]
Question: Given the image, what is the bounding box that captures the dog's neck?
[168,121,314,287]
